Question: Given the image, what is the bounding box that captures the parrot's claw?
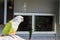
[9,35,15,38]
[9,35,19,39]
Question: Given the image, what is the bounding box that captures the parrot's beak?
[21,17,24,22]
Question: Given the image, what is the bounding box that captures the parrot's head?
[12,16,24,24]
[11,16,24,31]
[16,16,24,23]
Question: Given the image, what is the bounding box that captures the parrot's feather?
[2,21,12,35]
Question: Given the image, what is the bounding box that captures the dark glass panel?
[35,16,54,31]
[0,0,4,24]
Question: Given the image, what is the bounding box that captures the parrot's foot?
[0,35,25,40]
[9,35,16,38]
[1,34,16,38]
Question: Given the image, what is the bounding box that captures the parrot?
[1,16,24,36]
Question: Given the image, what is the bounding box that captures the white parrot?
[2,16,24,35]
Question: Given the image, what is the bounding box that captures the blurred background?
[0,0,60,40]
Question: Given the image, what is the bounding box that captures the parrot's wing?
[2,21,12,35]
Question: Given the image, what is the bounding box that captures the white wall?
[14,0,56,13]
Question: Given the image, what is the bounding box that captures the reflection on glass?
[35,16,54,31]
[7,0,13,22]
[0,0,4,24]
[14,16,32,31]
